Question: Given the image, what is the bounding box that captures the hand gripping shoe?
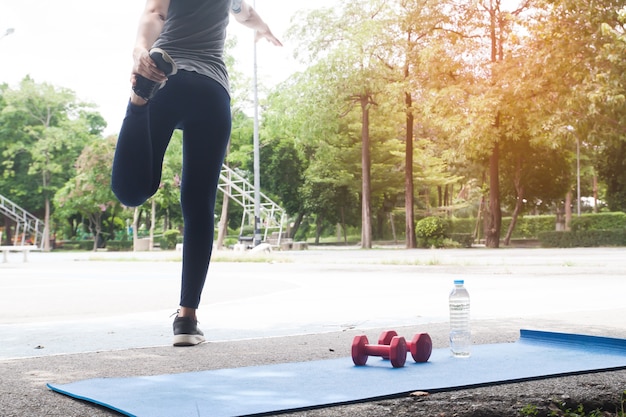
[132,48,178,101]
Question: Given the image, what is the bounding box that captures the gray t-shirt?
[152,0,242,95]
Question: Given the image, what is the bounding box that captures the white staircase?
[218,165,286,245]
[0,194,45,247]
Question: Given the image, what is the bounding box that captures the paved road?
[1,246,625,360]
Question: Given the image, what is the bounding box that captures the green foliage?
[449,215,556,239]
[259,133,306,216]
[160,229,180,250]
[106,241,132,251]
[448,233,474,248]
[547,402,603,417]
[58,240,94,251]
[539,229,626,248]
[1,77,103,217]
[4,0,626,251]
[520,395,626,417]
[520,404,539,416]
[54,135,117,250]
[448,218,476,234]
[502,216,557,239]
[415,216,449,247]
[571,212,626,231]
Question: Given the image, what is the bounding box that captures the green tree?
[0,77,105,250]
[156,130,184,233]
[512,0,626,218]
[55,136,117,250]
[291,1,401,248]
[594,8,626,211]
[384,0,460,247]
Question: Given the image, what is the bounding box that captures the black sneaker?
[173,316,206,346]
[132,48,178,101]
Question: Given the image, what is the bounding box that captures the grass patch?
[86,252,292,263]
[519,392,626,416]
[379,256,444,266]
[87,256,183,262]
[210,253,292,263]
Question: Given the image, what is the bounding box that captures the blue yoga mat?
[48,330,626,417]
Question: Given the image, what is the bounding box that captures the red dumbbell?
[351,334,407,368]
[378,330,432,363]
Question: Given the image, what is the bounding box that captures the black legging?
[111,70,231,309]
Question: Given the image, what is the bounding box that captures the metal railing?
[218,165,286,246]
[0,194,45,247]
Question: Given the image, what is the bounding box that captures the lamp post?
[252,0,262,247]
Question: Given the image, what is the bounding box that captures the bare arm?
[232,1,282,46]
[132,0,171,83]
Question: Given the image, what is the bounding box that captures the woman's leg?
[111,89,178,207]
[177,74,232,312]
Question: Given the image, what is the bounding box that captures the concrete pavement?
[2,246,626,359]
[1,246,626,416]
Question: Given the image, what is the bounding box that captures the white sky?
[0,1,330,136]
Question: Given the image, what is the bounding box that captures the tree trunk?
[132,207,140,251]
[503,156,524,246]
[314,215,323,245]
[149,198,156,251]
[404,91,416,249]
[360,95,372,249]
[42,196,51,250]
[593,175,598,213]
[91,214,102,252]
[92,230,99,252]
[341,207,347,244]
[3,215,12,245]
[484,1,504,249]
[389,212,397,244]
[565,191,573,231]
[376,209,385,240]
[42,167,51,251]
[290,212,304,240]
[485,142,501,248]
[474,195,484,242]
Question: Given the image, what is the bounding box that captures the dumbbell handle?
[364,345,391,356]
[352,335,407,368]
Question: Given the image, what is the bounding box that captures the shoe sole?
[173,334,206,347]
[150,48,177,76]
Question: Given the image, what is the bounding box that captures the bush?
[539,229,626,247]
[416,216,449,248]
[106,240,133,251]
[447,216,556,239]
[448,218,475,234]
[449,213,626,240]
[160,229,180,250]
[571,212,626,231]
[57,240,94,251]
[505,215,556,238]
[448,233,474,248]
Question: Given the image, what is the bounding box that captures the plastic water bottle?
[449,279,471,357]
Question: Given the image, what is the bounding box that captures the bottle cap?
[454,279,464,285]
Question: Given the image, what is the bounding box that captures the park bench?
[1,246,39,263]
